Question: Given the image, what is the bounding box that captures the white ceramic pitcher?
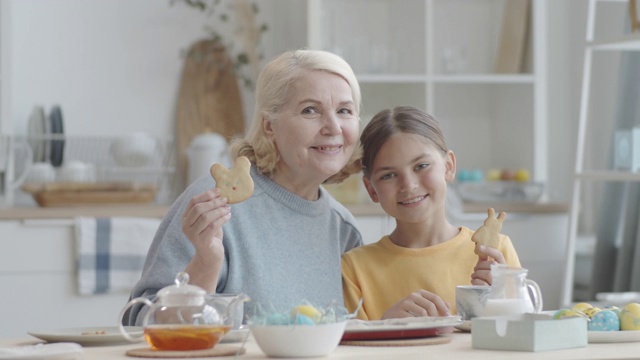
[185,132,231,185]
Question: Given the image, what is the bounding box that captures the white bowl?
[110,132,157,167]
[57,160,96,183]
[454,181,544,203]
[250,321,347,358]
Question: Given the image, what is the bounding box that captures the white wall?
[1,0,619,205]
[3,0,306,138]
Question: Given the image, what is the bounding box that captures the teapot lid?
[157,272,206,306]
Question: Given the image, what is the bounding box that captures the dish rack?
[13,134,179,206]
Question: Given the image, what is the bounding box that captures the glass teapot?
[119,272,249,351]
[483,264,543,317]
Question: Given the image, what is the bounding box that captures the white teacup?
[57,160,96,183]
[110,132,157,167]
[456,285,491,321]
[26,162,56,184]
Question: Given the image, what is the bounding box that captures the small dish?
[28,326,144,346]
[588,330,640,343]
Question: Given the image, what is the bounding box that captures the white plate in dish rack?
[28,326,143,346]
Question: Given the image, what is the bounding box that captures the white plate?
[588,330,640,343]
[343,316,462,340]
[28,326,144,346]
[27,106,46,162]
[219,328,250,343]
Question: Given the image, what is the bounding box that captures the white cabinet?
[307,0,548,183]
[0,220,129,339]
[561,0,640,307]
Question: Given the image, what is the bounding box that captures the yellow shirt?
[341,226,521,320]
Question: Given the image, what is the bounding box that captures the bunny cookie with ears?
[210,156,254,204]
[471,208,506,255]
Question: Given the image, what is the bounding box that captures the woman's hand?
[381,290,451,319]
[471,244,506,286]
[182,188,231,292]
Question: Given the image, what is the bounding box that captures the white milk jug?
[483,264,543,316]
[186,132,232,185]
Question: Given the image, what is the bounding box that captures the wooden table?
[2,332,638,360]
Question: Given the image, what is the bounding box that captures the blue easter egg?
[588,309,620,331]
[266,313,291,325]
[604,305,621,317]
[470,169,484,182]
[293,314,316,325]
[457,170,470,182]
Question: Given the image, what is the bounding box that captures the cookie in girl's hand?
[209,156,254,204]
[471,208,506,254]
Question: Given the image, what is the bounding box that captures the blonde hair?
[229,49,362,184]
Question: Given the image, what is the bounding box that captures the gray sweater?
[125,166,362,325]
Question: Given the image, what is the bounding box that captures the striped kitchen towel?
[75,217,160,295]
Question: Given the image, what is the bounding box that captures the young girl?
[342,106,521,320]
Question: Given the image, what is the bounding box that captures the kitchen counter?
[0,202,568,220]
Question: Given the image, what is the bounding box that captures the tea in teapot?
[119,272,248,351]
[483,264,543,317]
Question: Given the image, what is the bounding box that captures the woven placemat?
[126,345,245,358]
[340,335,452,347]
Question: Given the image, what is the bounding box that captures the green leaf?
[236,53,249,64]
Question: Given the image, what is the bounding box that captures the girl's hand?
[182,188,231,269]
[381,290,451,319]
[471,244,506,286]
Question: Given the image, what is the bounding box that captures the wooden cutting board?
[175,39,245,189]
[494,0,531,74]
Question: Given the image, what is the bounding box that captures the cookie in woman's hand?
[210,156,254,204]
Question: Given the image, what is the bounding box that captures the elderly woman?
[125,50,363,324]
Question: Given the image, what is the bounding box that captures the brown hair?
[229,49,362,184]
[360,106,448,178]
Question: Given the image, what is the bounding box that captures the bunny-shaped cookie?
[210,156,254,204]
[471,208,506,254]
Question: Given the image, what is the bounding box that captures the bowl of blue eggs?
[249,304,348,358]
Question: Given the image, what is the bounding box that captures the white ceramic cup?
[26,162,56,183]
[456,285,491,321]
[110,132,157,167]
[57,160,96,183]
